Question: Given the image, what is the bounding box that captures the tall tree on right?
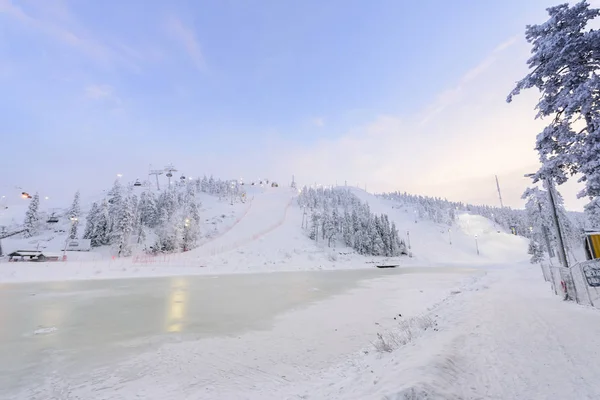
[507,1,600,225]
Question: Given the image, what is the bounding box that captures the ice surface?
[0,267,472,398]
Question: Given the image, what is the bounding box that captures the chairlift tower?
[149,169,164,191]
[291,175,297,190]
[164,164,178,187]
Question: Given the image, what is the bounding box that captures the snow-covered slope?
[0,185,529,282]
[350,187,529,266]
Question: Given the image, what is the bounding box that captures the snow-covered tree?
[89,201,110,247]
[522,186,579,256]
[107,179,124,235]
[298,187,405,256]
[507,1,600,224]
[112,195,135,257]
[23,193,40,237]
[584,197,600,229]
[68,191,81,239]
[83,202,98,240]
[138,190,158,228]
[528,239,544,264]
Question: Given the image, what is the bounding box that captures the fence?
[542,260,600,308]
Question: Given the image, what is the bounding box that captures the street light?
[475,234,480,255]
[448,228,452,245]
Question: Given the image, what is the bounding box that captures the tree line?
[298,187,407,257]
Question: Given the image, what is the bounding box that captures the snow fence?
[543,260,600,308]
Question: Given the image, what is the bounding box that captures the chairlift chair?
[133,179,142,187]
[47,213,59,223]
[180,175,186,181]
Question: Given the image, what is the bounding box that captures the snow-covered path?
[286,264,600,400]
[444,265,600,399]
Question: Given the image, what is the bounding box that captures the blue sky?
[0,0,591,210]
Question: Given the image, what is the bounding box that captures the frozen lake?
[0,267,473,398]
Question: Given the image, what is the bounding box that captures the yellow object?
[589,234,600,259]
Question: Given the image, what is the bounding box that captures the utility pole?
[524,173,567,267]
[537,200,555,258]
[546,177,569,268]
[495,175,504,208]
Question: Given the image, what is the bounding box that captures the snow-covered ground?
[7,262,600,399]
[0,186,528,283]
[3,185,598,399]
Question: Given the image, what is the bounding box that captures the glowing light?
[117,173,123,178]
[45,196,49,200]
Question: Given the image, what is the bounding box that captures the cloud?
[84,84,114,100]
[0,0,149,72]
[312,117,325,127]
[418,36,519,127]
[165,15,205,70]
[0,0,111,62]
[275,36,587,211]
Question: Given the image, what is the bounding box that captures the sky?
[0,0,595,210]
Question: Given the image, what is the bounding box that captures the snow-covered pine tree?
[138,190,158,228]
[584,197,600,229]
[310,211,321,241]
[390,222,400,256]
[83,202,99,240]
[23,193,40,237]
[370,219,385,256]
[113,195,135,257]
[322,213,336,247]
[182,184,201,251]
[91,200,110,247]
[208,176,216,194]
[107,179,124,239]
[507,1,600,225]
[68,190,81,220]
[528,239,544,264]
[68,190,81,239]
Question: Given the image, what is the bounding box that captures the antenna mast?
[495,175,504,208]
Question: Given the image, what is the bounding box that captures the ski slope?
[349,187,529,266]
[0,185,530,282]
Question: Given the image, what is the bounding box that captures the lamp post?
[475,234,479,255]
[448,228,452,245]
[407,230,411,250]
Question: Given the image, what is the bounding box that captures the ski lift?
[47,213,59,223]
[166,172,173,178]
[133,179,142,187]
[180,174,186,181]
